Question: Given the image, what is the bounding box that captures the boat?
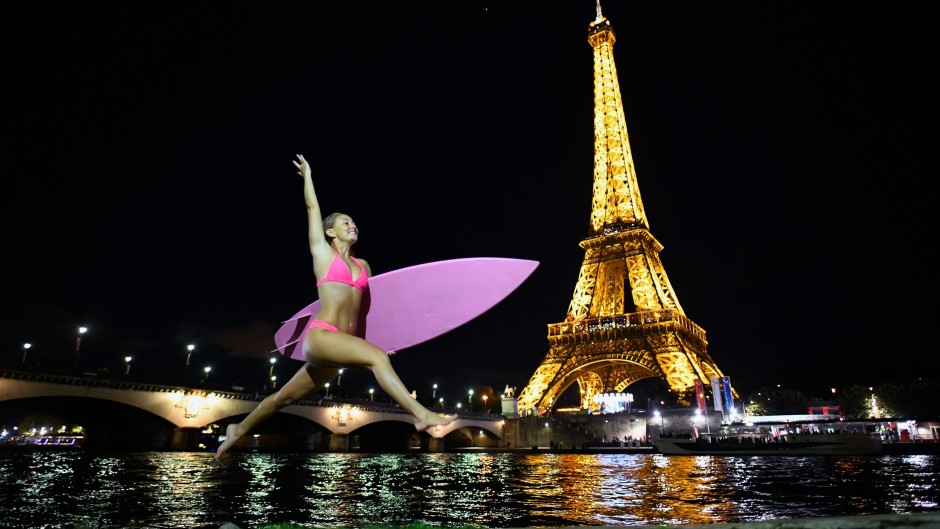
[654,430,883,456]
[0,433,85,450]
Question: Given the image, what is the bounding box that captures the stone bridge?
[0,370,504,452]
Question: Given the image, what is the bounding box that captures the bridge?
[0,370,505,452]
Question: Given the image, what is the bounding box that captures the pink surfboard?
[273,257,538,361]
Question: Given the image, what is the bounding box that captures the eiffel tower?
[516,5,735,415]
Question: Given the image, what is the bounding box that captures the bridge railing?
[0,369,505,420]
[0,369,269,401]
[300,396,502,420]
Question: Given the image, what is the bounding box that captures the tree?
[744,387,808,415]
[875,378,940,418]
[837,385,874,419]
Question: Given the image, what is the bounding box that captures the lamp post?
[369,388,374,401]
[271,375,277,390]
[432,384,438,399]
[325,382,331,398]
[124,356,132,375]
[186,344,195,367]
[269,356,276,378]
[483,395,489,414]
[337,369,344,396]
[468,389,474,411]
[438,397,444,408]
[75,326,87,365]
[21,343,31,364]
[203,366,211,382]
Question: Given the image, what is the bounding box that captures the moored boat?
[655,430,882,456]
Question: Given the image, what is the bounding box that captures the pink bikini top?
[316,252,369,292]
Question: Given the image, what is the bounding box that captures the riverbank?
[882,442,940,455]
[447,445,655,454]
[654,513,940,529]
[448,442,940,456]
[216,513,940,529]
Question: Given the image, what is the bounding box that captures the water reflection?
[0,451,937,529]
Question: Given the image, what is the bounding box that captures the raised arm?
[293,154,333,264]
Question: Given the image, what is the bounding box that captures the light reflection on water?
[0,451,936,528]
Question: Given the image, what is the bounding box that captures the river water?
[1,451,937,529]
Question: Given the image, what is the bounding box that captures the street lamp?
[124,356,132,375]
[438,397,444,408]
[325,382,331,398]
[203,366,212,382]
[468,389,474,411]
[432,383,438,398]
[75,326,87,365]
[186,344,195,367]
[271,375,277,390]
[483,395,489,413]
[369,388,374,401]
[269,356,276,378]
[21,343,31,364]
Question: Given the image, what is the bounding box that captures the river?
[1,451,937,529]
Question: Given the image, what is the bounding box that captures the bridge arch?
[1,371,506,452]
[2,395,189,450]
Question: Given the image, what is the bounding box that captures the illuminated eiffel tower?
[516,5,734,415]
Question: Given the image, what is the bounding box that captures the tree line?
[744,378,940,419]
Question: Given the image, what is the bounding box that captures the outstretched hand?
[293,154,311,179]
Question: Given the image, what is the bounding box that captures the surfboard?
[273,257,539,361]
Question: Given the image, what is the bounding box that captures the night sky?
[2,2,935,406]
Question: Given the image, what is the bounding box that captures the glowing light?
[591,392,634,413]
[174,391,212,419]
[332,405,358,427]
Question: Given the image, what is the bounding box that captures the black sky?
[2,2,935,405]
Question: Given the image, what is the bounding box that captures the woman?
[215,154,456,459]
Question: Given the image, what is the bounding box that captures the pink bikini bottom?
[307,319,339,333]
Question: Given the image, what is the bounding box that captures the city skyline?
[2,2,933,403]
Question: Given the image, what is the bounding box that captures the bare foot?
[214,423,242,460]
[415,413,457,432]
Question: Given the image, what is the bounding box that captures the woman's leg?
[305,329,455,431]
[215,363,338,459]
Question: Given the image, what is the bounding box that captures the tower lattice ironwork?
[516,6,735,415]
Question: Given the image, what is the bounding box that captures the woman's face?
[329,215,359,243]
